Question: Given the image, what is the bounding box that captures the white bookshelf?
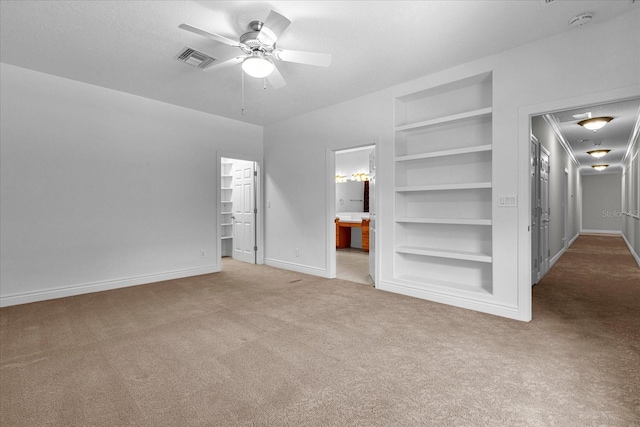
[221,159,233,257]
[393,72,493,293]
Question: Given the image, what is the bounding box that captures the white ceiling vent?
[175,47,216,69]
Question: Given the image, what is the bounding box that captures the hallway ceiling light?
[242,52,274,78]
[587,149,610,158]
[578,116,613,132]
[591,164,609,171]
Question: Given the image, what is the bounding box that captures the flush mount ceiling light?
[591,164,609,171]
[587,149,611,158]
[578,116,613,132]
[241,52,275,78]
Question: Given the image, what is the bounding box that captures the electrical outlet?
[201,251,205,257]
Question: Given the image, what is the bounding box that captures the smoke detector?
[569,13,593,27]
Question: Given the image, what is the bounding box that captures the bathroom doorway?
[334,144,375,285]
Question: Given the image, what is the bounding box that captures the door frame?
[217,151,264,266]
[517,85,639,321]
[327,140,379,284]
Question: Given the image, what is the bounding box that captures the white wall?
[264,10,640,320]
[582,173,623,233]
[0,63,262,306]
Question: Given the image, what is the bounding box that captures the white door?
[368,148,376,285]
[232,160,256,263]
[531,137,540,284]
[539,148,550,278]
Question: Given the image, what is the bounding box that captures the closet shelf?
[396,217,492,226]
[221,211,233,215]
[395,182,491,192]
[221,236,232,240]
[221,174,233,177]
[221,200,233,203]
[395,144,492,162]
[221,187,232,190]
[396,246,492,263]
[221,223,232,226]
[394,275,493,295]
[395,107,492,132]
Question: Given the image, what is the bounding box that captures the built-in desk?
[335,217,370,251]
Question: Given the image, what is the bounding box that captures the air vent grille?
[175,47,216,69]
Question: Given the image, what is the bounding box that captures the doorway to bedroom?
[334,145,375,285]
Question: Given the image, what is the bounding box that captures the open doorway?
[334,144,375,285]
[220,155,262,266]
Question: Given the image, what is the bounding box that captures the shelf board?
[395,144,492,162]
[396,217,492,226]
[221,200,232,203]
[221,236,232,240]
[221,211,233,215]
[395,107,492,132]
[396,245,492,263]
[221,187,232,190]
[221,223,232,226]
[394,275,492,295]
[395,182,491,192]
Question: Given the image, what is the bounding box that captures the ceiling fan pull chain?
[263,78,267,90]
[241,68,245,115]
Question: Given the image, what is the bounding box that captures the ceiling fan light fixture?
[591,164,609,171]
[587,149,610,158]
[578,116,613,131]
[242,53,274,78]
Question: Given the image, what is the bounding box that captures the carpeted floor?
[1,235,639,426]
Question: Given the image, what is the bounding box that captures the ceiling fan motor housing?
[240,28,275,54]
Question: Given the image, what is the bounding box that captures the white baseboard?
[377,280,524,321]
[580,229,622,235]
[568,232,580,247]
[549,247,565,269]
[621,233,640,268]
[264,258,330,278]
[0,265,221,307]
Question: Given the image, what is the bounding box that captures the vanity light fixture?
[591,164,609,171]
[587,149,610,158]
[578,116,613,132]
[242,52,274,78]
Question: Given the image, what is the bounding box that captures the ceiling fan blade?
[203,55,246,72]
[257,10,291,45]
[267,64,286,89]
[274,49,332,67]
[179,23,243,48]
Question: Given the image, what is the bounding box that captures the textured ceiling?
[1,0,637,126]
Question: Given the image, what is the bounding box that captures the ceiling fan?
[179,9,332,89]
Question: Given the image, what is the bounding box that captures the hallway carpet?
[1,235,638,426]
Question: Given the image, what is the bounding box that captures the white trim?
[549,247,565,269]
[518,84,640,323]
[542,114,579,167]
[0,265,221,307]
[378,280,523,321]
[580,229,622,235]
[568,232,580,247]
[621,233,640,268]
[326,147,336,279]
[264,258,329,278]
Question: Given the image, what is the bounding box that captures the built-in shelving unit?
[393,72,493,294]
[221,159,233,257]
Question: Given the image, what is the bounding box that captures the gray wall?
[582,173,623,232]
[531,116,581,259]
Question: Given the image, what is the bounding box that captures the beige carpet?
[1,235,639,426]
